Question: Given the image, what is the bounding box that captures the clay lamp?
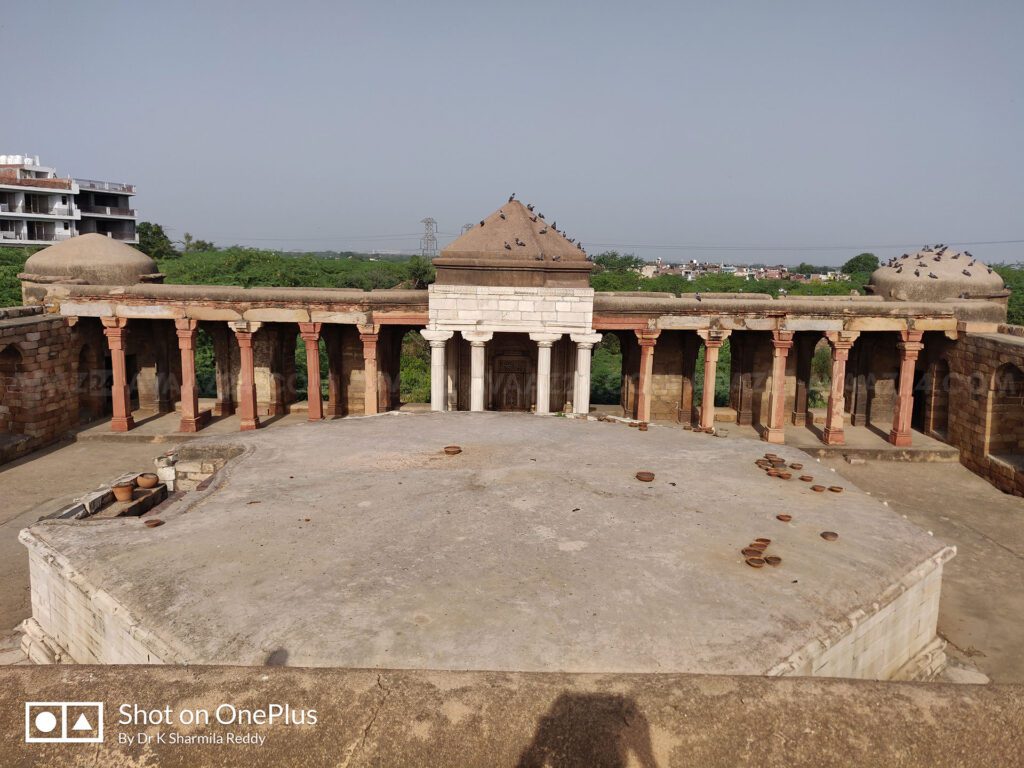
[779,472,793,480]
[745,557,766,568]
[144,519,165,528]
[789,463,803,470]
[635,471,655,482]
[754,538,771,545]
[748,542,769,552]
[638,422,649,432]
[137,473,159,489]
[741,547,763,557]
[820,531,839,542]
[764,556,782,567]
[829,486,844,493]
[811,485,826,493]
[776,514,792,522]
[112,482,135,503]
[443,445,462,456]
[629,422,639,428]
[799,475,814,482]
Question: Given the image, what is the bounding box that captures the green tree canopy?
[182,232,217,253]
[841,253,879,275]
[593,251,644,273]
[137,222,178,260]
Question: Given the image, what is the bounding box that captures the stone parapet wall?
[2,665,1022,767]
[947,328,1024,495]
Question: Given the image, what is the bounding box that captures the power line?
[582,238,1024,252]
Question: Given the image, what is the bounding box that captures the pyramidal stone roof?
[440,200,587,263]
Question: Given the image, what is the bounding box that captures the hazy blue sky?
[5,1,1022,265]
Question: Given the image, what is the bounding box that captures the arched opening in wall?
[985,363,1024,469]
[590,333,624,417]
[0,344,24,444]
[923,358,951,440]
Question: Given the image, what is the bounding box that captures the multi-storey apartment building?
[0,154,137,246]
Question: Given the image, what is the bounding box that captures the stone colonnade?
[421,329,602,416]
[612,326,930,447]
[97,317,393,434]
[94,314,934,448]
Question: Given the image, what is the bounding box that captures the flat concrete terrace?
[21,413,952,677]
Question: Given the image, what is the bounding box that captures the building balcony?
[73,178,135,194]
[0,231,74,243]
[0,204,74,217]
[79,204,136,218]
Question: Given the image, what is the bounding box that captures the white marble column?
[421,330,454,412]
[462,331,493,412]
[529,333,562,415]
[570,333,602,416]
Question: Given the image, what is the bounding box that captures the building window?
[63,222,70,230]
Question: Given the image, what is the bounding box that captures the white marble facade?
[425,284,600,414]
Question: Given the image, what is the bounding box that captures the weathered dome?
[868,246,1006,302]
[21,234,163,285]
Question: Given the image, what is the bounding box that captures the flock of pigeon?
[478,193,586,262]
[882,244,994,280]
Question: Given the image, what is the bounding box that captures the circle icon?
[34,711,57,733]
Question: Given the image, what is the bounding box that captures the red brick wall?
[0,308,79,465]
[947,330,1024,495]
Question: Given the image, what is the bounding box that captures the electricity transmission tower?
[462,222,475,234]
[420,218,438,258]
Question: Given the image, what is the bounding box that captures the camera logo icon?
[25,702,103,743]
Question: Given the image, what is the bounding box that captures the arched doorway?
[986,363,1024,466]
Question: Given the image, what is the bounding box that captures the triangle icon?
[72,713,92,731]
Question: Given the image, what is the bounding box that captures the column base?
[325,404,343,418]
[307,402,325,422]
[791,411,807,426]
[110,416,135,433]
[822,427,845,445]
[889,429,913,447]
[240,417,261,431]
[213,401,235,417]
[179,411,211,433]
[764,427,786,444]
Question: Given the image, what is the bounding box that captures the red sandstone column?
[101,317,134,432]
[230,321,262,431]
[889,330,925,447]
[822,331,859,445]
[359,325,380,415]
[635,329,660,423]
[299,322,323,421]
[679,333,698,426]
[697,330,730,431]
[175,318,207,433]
[765,330,794,444]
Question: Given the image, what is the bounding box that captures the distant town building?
[0,154,137,246]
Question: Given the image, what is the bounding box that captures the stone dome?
[868,246,1006,302]
[21,234,163,285]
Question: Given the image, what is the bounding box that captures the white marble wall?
[428,285,594,334]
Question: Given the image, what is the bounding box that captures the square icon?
[25,702,103,743]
